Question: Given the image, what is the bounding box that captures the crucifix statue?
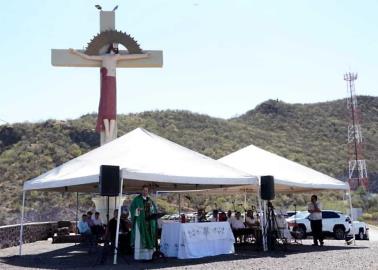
[51,7,163,145]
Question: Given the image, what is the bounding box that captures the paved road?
[1,238,378,270]
[0,226,377,270]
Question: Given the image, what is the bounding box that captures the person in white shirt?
[245,210,258,228]
[92,211,104,237]
[92,212,103,226]
[230,211,245,243]
[230,212,245,229]
[308,194,324,246]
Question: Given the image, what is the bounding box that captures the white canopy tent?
[217,144,353,250]
[218,144,349,193]
[143,142,349,253]
[23,128,257,193]
[19,128,258,257]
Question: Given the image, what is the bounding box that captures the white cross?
[51,10,163,145]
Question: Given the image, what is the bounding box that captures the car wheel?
[334,226,345,240]
[293,225,306,239]
[358,230,364,240]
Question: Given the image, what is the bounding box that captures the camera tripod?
[264,201,287,251]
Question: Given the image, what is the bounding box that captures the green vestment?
[130,195,158,249]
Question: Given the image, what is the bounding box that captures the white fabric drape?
[160,222,234,259]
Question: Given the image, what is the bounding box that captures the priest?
[130,185,158,260]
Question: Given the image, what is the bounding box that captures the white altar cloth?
[160,222,235,259]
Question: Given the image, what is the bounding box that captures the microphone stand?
[293,203,301,244]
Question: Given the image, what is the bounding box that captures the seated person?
[92,211,103,226]
[209,209,219,222]
[86,211,95,228]
[78,214,95,247]
[197,209,207,222]
[245,210,258,228]
[231,211,246,243]
[230,211,245,230]
[244,210,260,243]
[92,211,105,237]
[180,213,186,223]
[218,211,227,222]
[226,210,233,224]
[78,214,92,235]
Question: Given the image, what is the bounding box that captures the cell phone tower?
[344,72,368,191]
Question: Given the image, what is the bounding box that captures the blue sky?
[1,0,377,124]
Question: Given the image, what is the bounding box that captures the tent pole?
[113,177,124,265]
[257,179,267,252]
[19,190,26,256]
[347,188,356,245]
[75,192,79,246]
[178,193,181,216]
[76,192,79,233]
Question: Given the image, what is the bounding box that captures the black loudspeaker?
[260,175,275,200]
[99,165,120,196]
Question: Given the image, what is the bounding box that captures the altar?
[160,222,235,259]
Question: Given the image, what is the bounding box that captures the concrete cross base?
[92,196,126,223]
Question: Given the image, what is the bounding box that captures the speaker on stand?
[99,165,120,197]
[260,175,285,250]
[96,165,123,266]
[260,175,275,201]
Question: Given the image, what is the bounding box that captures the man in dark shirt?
[106,209,128,244]
[105,209,131,254]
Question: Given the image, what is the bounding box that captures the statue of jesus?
[69,45,149,144]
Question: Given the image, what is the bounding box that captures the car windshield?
[290,211,309,219]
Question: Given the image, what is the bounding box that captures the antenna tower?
[344,72,368,191]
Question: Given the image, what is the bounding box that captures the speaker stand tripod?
[264,201,287,251]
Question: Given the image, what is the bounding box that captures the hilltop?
[0,96,377,225]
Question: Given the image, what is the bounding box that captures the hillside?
[0,96,377,225]
[234,96,378,180]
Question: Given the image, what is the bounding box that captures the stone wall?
[0,222,58,249]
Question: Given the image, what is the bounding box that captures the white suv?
[286,210,351,240]
[353,220,369,240]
